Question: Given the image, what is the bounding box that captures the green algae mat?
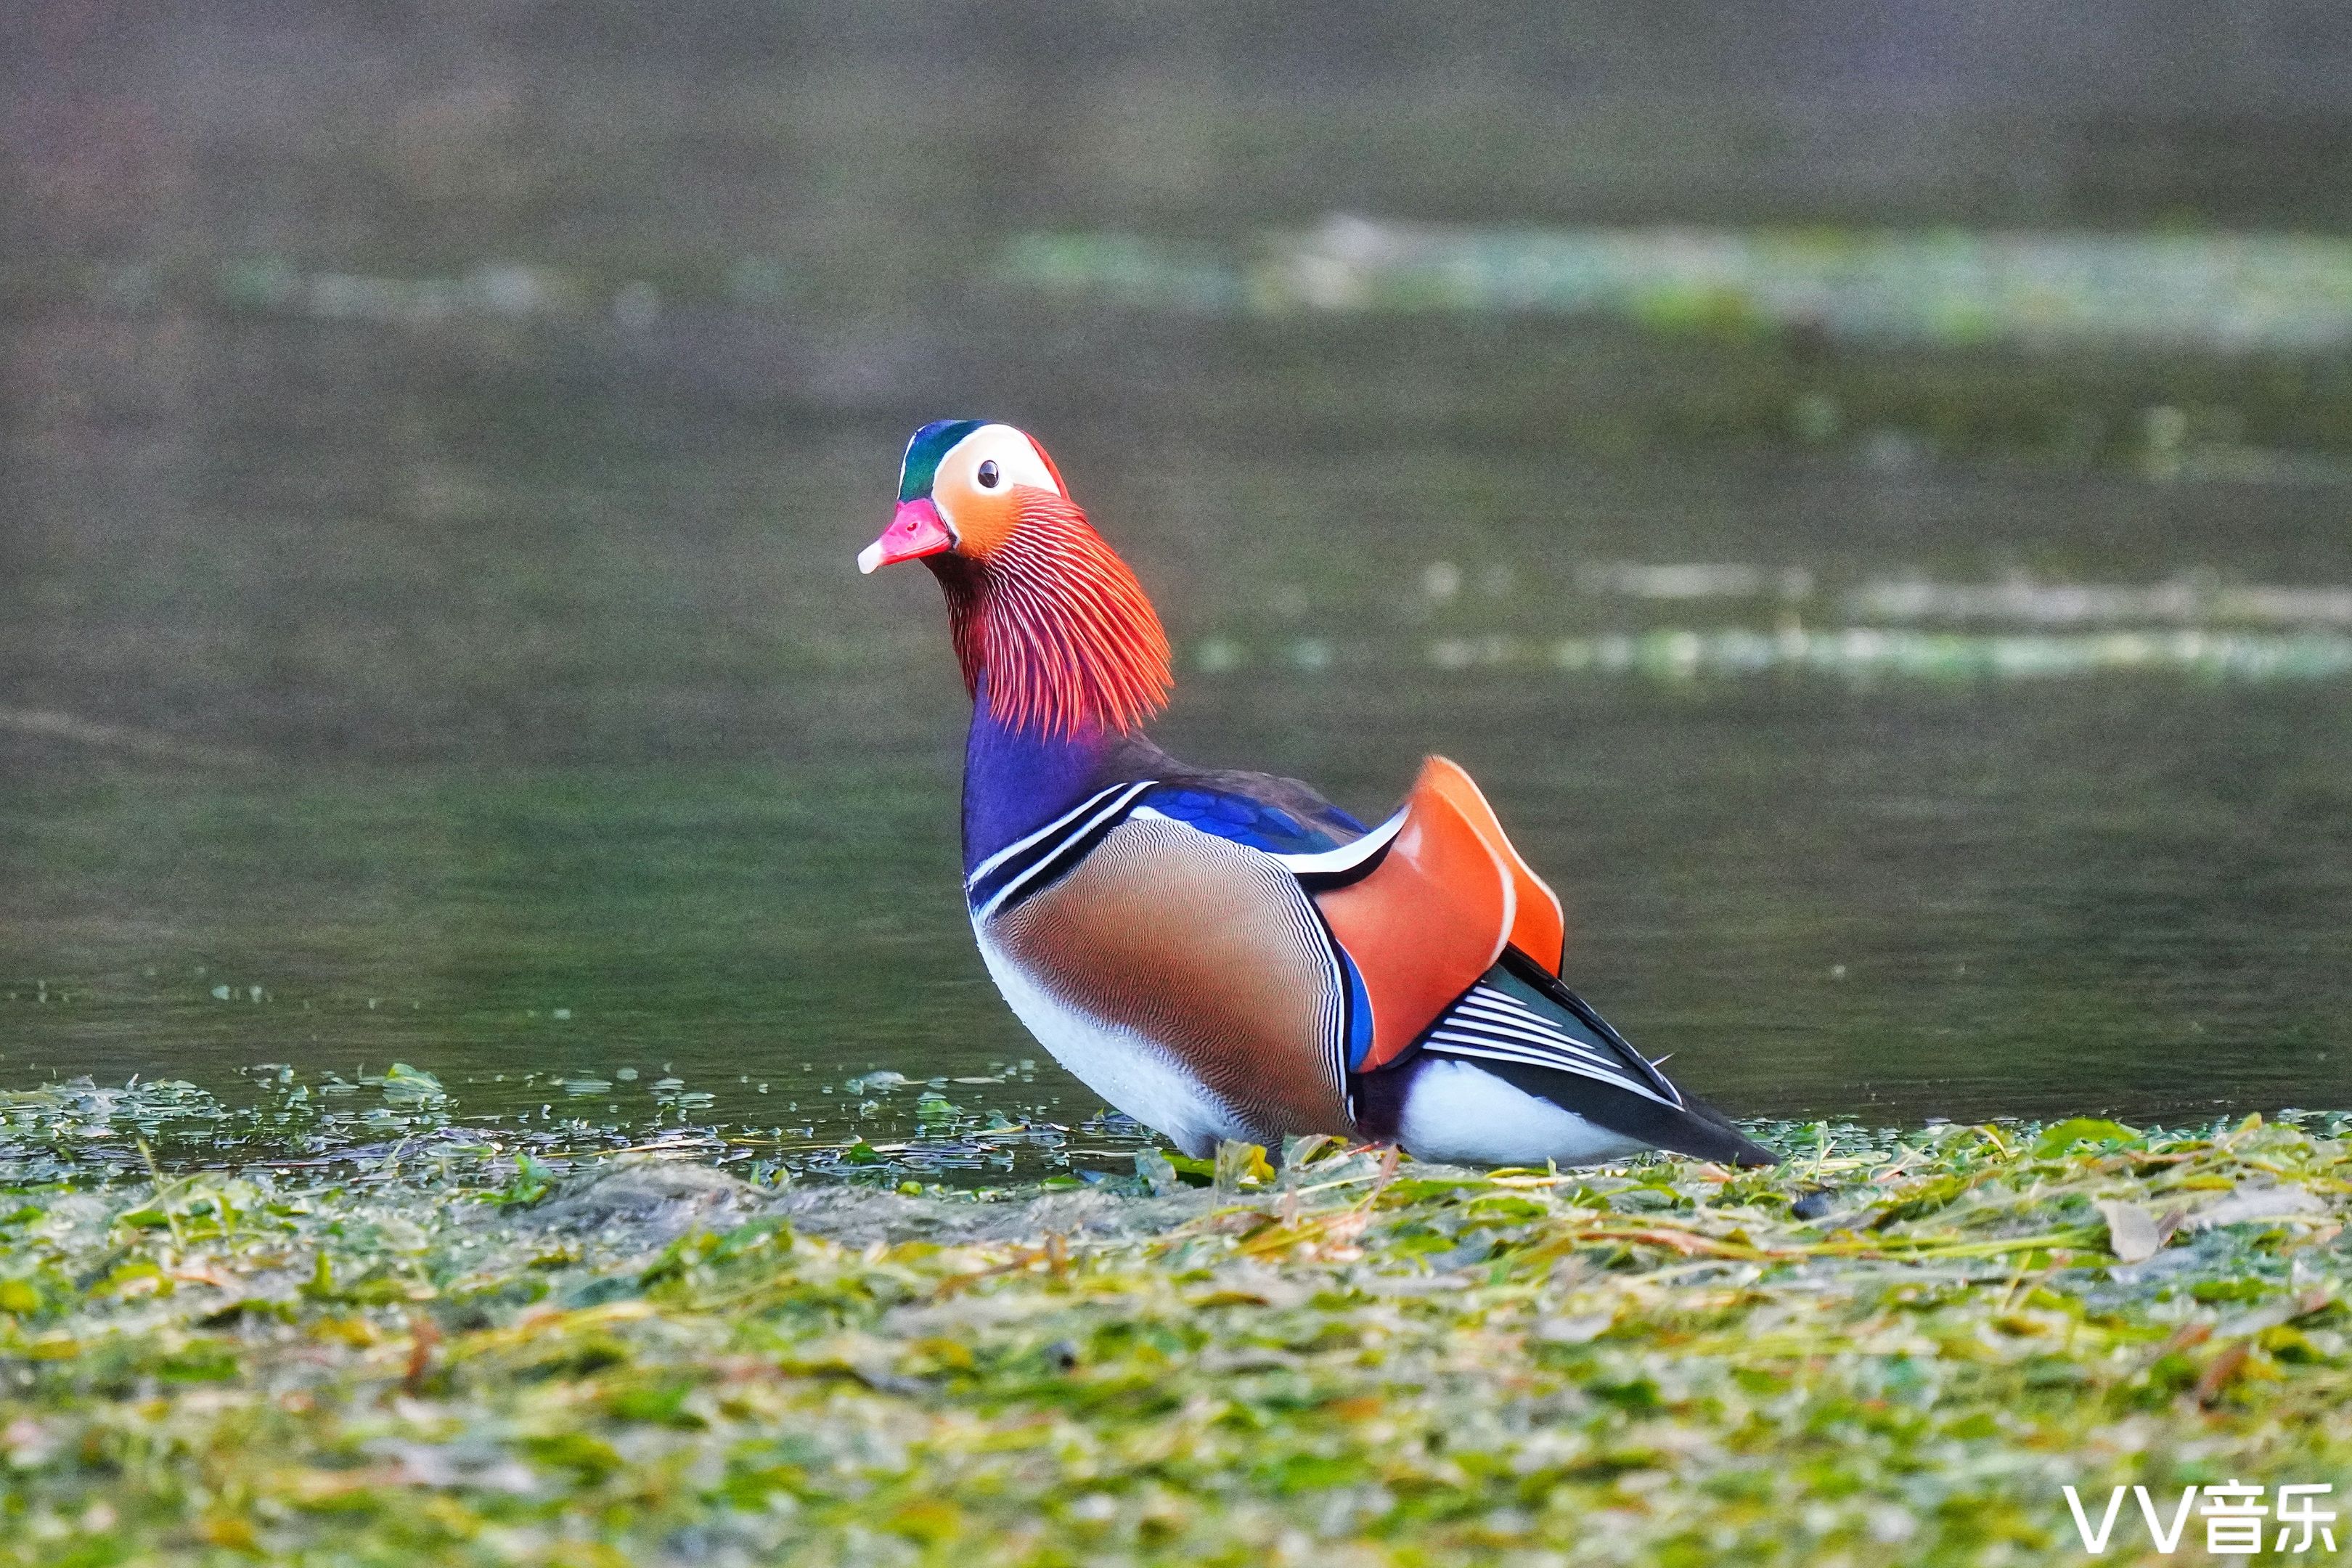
[5,1112,2352,1566]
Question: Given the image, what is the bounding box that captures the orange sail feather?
[1313,757,1569,1071]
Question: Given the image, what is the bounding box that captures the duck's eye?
[977,460,1000,489]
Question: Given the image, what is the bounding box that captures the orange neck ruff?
[931,490,1173,739]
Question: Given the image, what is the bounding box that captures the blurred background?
[6,1,2352,1162]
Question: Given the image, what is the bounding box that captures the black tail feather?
[1442,949,1779,1167]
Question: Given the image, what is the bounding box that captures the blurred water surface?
[7,300,2352,1141]
[5,4,2352,1151]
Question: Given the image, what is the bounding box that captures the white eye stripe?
[948,424,1062,496]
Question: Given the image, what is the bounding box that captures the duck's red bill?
[858,499,952,573]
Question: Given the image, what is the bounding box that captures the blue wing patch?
[1338,941,1375,1071]
[1136,785,1360,856]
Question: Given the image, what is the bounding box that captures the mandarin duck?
[859,420,1776,1169]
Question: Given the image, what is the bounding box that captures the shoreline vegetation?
[4,1086,2350,1565]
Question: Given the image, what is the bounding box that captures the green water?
[5,303,2352,1152]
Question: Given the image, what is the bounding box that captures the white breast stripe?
[971,780,1157,922]
[966,781,1150,889]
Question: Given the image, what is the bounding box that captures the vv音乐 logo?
[2065,1484,2338,1556]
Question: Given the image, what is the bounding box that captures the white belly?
[1390,1055,1648,1167]
[974,920,1247,1159]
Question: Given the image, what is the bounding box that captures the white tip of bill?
[857,541,885,574]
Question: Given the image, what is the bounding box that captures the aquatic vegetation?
[0,1069,1159,1191]
[1003,221,2352,353]
[4,1105,2350,1565]
[1193,626,2352,686]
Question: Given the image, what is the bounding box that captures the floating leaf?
[2034,1118,2139,1156]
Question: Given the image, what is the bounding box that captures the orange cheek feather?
[939,483,1021,558]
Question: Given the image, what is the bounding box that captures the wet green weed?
[4,1100,2351,1564]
